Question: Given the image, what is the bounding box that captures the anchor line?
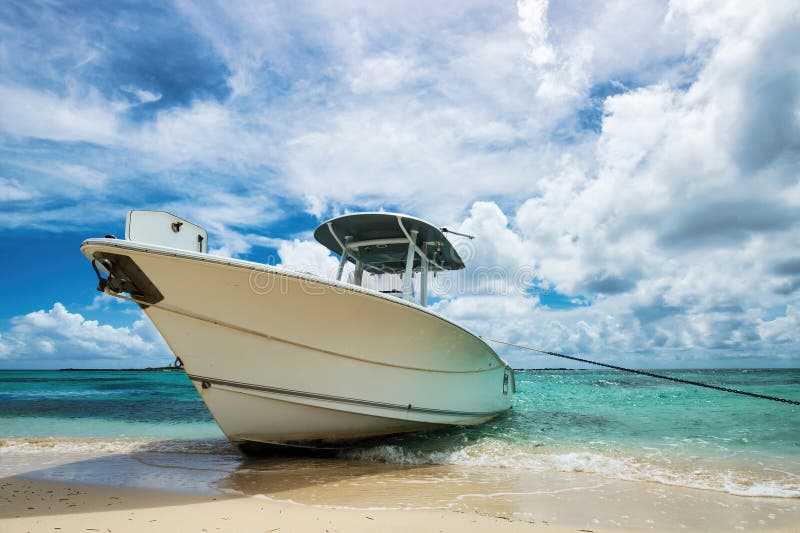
[481,337,800,406]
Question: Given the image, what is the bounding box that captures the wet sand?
[0,449,798,531]
[0,476,554,532]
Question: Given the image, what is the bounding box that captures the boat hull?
[81,239,513,444]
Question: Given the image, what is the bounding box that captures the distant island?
[58,366,183,371]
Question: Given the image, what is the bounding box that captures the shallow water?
[1,369,798,500]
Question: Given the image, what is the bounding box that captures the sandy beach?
[1,473,798,533]
[1,447,798,532]
[0,476,558,533]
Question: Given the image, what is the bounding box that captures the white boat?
[81,210,514,449]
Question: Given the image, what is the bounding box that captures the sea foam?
[342,439,800,498]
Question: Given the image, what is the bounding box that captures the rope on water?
[481,337,800,406]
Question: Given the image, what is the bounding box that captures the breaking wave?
[2,436,797,499]
[342,439,800,499]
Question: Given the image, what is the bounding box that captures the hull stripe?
[187,374,510,418]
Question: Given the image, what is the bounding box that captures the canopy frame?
[314,213,466,307]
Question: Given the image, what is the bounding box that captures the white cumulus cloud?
[1,0,799,367]
[0,303,169,365]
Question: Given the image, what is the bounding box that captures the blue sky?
[1,0,799,369]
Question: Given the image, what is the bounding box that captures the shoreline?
[5,435,796,499]
[2,472,798,532]
[0,476,558,532]
[0,446,798,531]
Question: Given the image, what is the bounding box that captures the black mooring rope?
[481,337,800,406]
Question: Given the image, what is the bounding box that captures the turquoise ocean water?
[1,368,798,498]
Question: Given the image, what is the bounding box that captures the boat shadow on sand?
[1,425,505,519]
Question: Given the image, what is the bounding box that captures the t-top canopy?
[313,212,466,274]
